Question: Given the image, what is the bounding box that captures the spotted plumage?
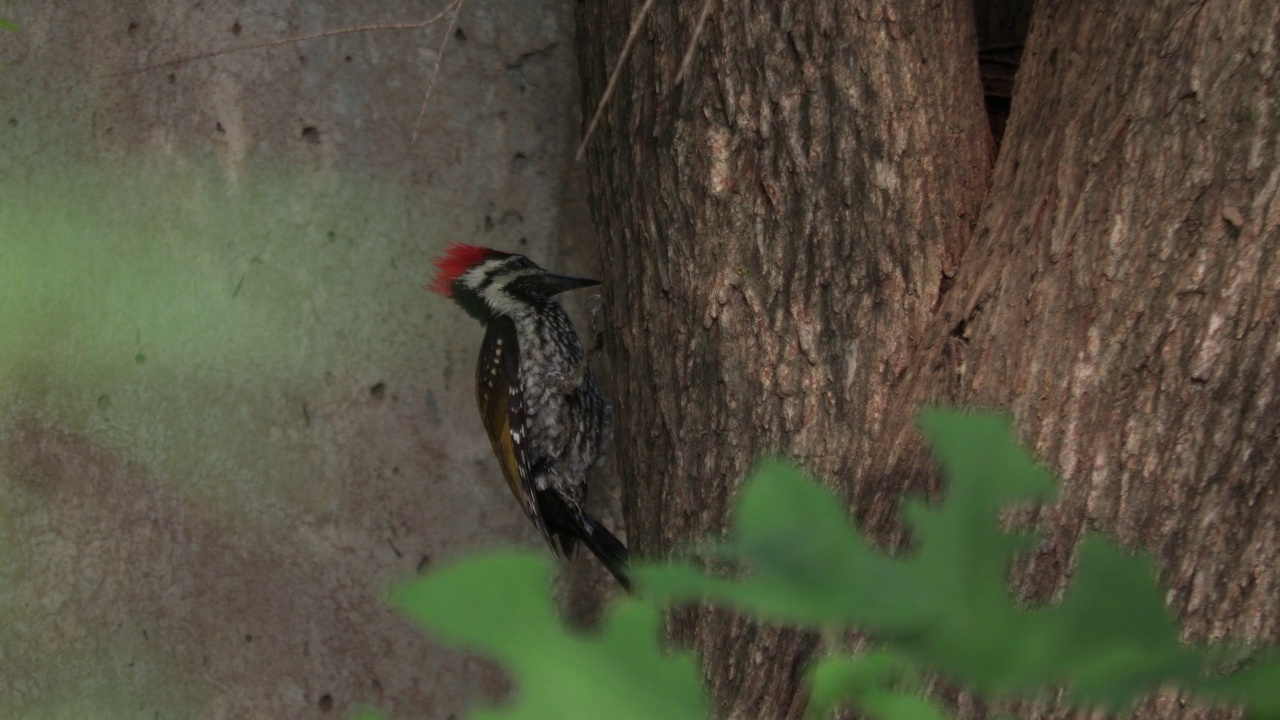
[431,243,629,589]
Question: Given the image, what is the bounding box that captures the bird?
[429,242,631,590]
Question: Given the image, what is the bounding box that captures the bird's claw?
[554,297,607,395]
[585,295,606,354]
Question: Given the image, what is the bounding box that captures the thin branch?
[410,0,465,147]
[675,0,716,86]
[102,5,459,79]
[575,0,657,162]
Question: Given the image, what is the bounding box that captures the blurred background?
[0,2,609,718]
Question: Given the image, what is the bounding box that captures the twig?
[103,5,460,79]
[410,0,465,147]
[674,0,716,86]
[575,0,657,161]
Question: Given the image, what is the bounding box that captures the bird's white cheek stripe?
[474,268,541,318]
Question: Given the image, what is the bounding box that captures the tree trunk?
[894,2,1280,717]
[576,0,1280,718]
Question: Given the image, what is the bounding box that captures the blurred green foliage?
[0,161,459,512]
[0,159,466,717]
[387,409,1280,719]
[393,552,708,720]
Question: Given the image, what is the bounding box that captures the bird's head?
[429,243,600,322]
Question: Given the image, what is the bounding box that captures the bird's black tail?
[538,490,632,592]
[576,512,632,592]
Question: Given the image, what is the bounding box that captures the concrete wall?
[0,2,606,718]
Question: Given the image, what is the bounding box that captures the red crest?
[429,243,499,296]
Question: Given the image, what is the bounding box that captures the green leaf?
[808,650,942,717]
[642,409,1280,715]
[1194,652,1280,719]
[392,551,709,720]
[860,690,952,720]
[1031,537,1200,705]
[639,461,930,633]
[896,411,1057,690]
[916,410,1057,508]
[0,17,19,32]
[641,412,1061,691]
[384,410,1280,719]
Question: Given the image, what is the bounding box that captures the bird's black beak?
[540,271,601,295]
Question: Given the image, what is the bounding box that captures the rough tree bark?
[576,1,1280,719]
[575,0,991,714]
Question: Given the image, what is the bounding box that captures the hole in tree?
[974,0,1033,152]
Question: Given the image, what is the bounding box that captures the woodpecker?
[429,243,630,589]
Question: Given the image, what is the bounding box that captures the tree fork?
[578,0,1280,717]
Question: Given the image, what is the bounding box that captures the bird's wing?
[476,317,557,553]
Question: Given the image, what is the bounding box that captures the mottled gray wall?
[0,2,601,718]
